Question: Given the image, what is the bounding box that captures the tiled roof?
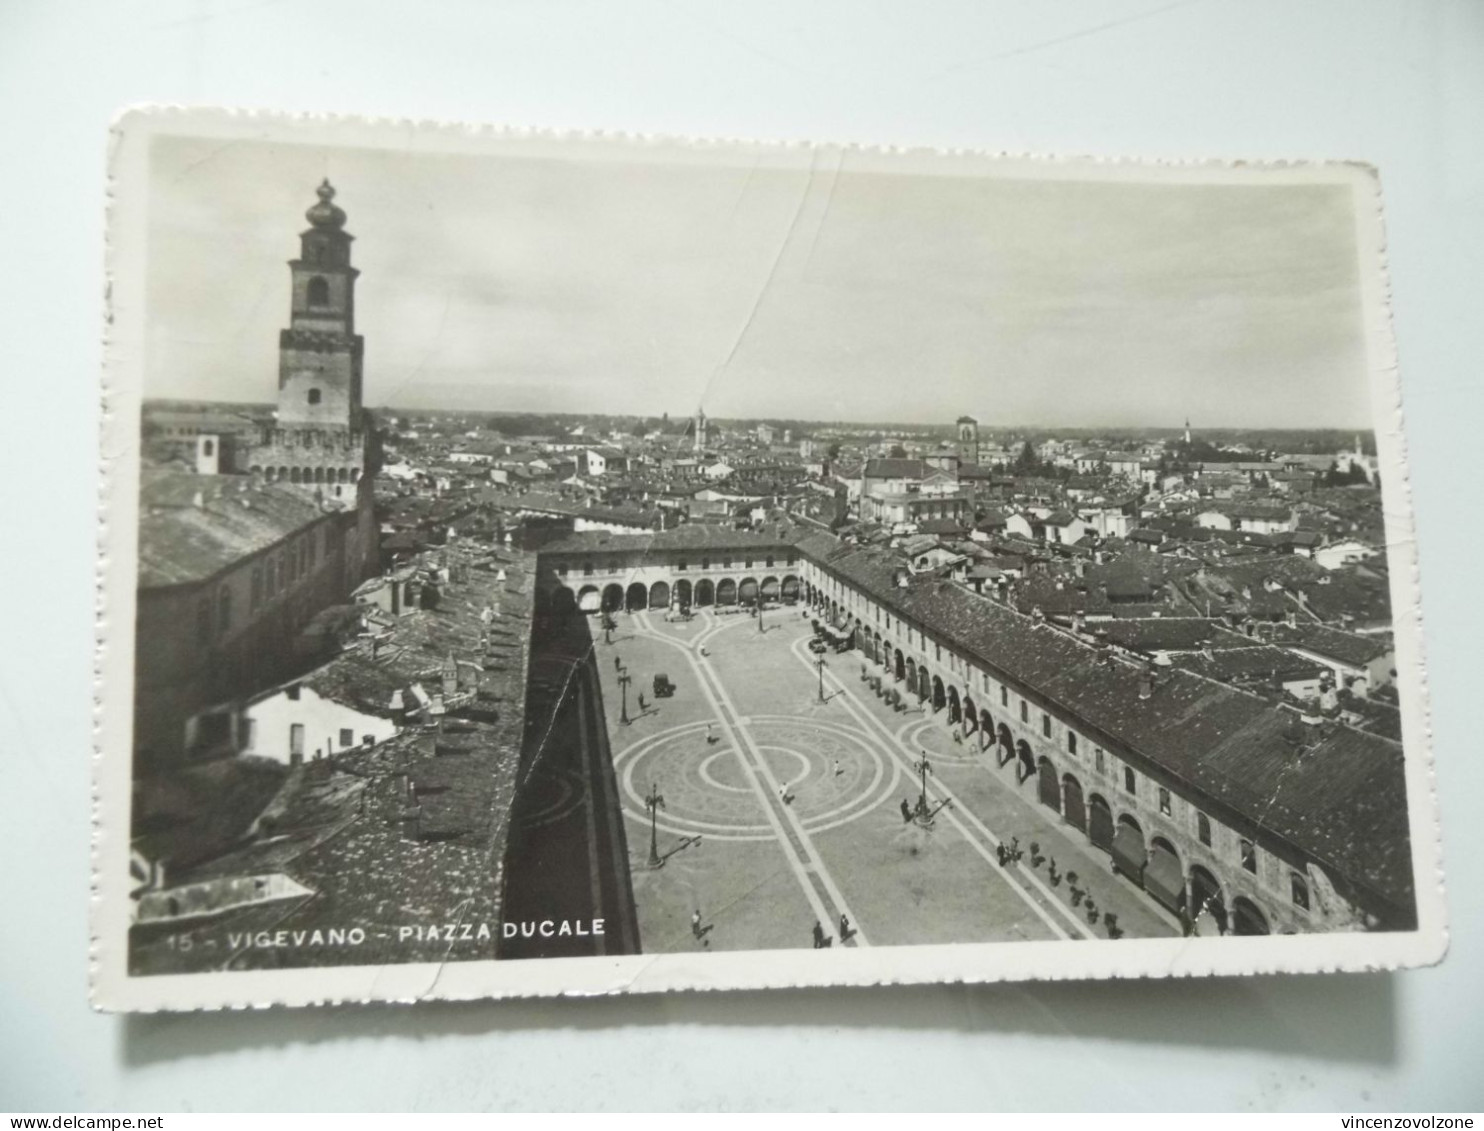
[137,470,333,589]
[862,458,927,479]
[793,530,1413,919]
[539,524,801,556]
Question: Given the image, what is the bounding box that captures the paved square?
[597,607,1179,954]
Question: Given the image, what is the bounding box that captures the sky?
[144,132,1378,429]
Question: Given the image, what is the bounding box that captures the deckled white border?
[92,105,1447,1012]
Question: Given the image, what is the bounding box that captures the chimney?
[1138,667,1156,699]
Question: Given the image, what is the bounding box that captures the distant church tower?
[955,415,979,467]
[1184,418,1192,445]
[693,409,708,454]
[251,180,374,501]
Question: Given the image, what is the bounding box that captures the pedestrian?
[900,798,913,823]
[839,913,851,941]
[638,691,647,712]
[778,781,790,804]
[614,655,621,672]
[811,920,825,949]
[691,910,703,940]
[833,759,843,777]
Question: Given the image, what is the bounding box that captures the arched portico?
[1232,896,1270,936]
[601,583,624,612]
[674,579,692,609]
[760,576,780,603]
[979,709,994,747]
[1016,739,1035,783]
[947,685,961,723]
[1089,792,1114,851]
[716,578,737,606]
[1112,813,1147,883]
[963,695,977,732]
[1037,756,1061,811]
[1146,836,1185,915]
[1189,865,1228,935]
[894,650,906,682]
[997,723,1014,766]
[739,577,759,606]
[781,575,800,603]
[577,585,601,613]
[649,580,671,609]
[932,675,946,712]
[625,582,647,612]
[695,578,715,606]
[1062,773,1086,831]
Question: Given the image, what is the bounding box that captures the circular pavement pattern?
[614,716,900,841]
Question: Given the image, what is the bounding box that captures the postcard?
[93,108,1445,1010]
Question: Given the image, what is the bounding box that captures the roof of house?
[862,458,928,479]
[137,470,336,589]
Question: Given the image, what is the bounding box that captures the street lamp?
[911,751,953,827]
[644,781,667,868]
[618,668,633,725]
[815,653,829,704]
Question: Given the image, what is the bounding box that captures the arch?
[760,576,780,602]
[1232,896,1270,936]
[1037,756,1061,811]
[979,709,994,747]
[716,578,737,606]
[963,695,977,732]
[338,467,349,483]
[674,578,692,610]
[997,723,1014,766]
[1016,739,1035,783]
[306,275,330,307]
[695,578,715,607]
[1189,865,1229,935]
[625,582,648,612]
[1112,813,1147,882]
[739,577,760,606]
[576,585,601,614]
[250,464,263,477]
[917,666,931,703]
[946,685,961,723]
[1088,793,1114,851]
[781,575,800,603]
[894,649,905,682]
[649,580,671,609]
[1062,774,1086,831]
[602,583,624,612]
[932,675,946,712]
[313,466,325,483]
[872,630,883,664]
[290,467,303,484]
[278,466,289,481]
[1146,836,1185,915]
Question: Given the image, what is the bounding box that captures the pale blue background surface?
[1,0,1480,1111]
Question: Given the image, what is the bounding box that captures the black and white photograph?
[93,109,1444,1011]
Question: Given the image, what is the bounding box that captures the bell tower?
[955,415,979,467]
[277,180,363,430]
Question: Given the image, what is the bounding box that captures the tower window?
[308,388,322,405]
[307,276,330,307]
[202,438,214,457]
